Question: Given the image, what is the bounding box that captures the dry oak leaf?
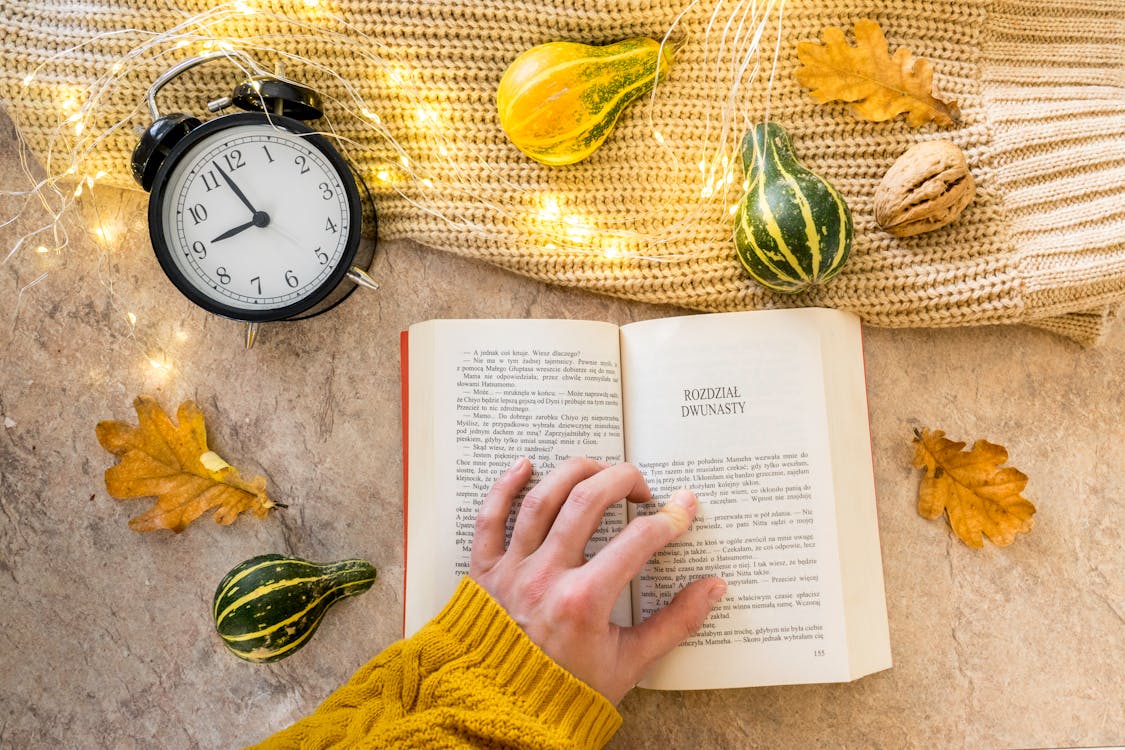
[796,19,960,127]
[911,428,1036,548]
[96,396,275,533]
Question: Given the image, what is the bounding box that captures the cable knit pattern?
[1,0,1121,343]
[247,577,622,750]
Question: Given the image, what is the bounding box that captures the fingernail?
[669,489,697,513]
[505,457,527,475]
[659,490,697,530]
[708,580,727,603]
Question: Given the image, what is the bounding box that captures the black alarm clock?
[131,52,378,347]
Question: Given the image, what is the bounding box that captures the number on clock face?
[159,122,352,313]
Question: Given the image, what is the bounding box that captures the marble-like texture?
[0,106,1121,749]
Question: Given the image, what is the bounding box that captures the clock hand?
[211,210,271,242]
[212,160,259,215]
[268,221,304,251]
[212,219,255,243]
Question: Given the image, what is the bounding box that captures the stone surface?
[0,107,1122,749]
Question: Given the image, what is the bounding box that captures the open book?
[400,308,891,690]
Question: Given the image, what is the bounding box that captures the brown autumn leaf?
[796,19,960,127]
[911,428,1036,547]
[96,396,275,533]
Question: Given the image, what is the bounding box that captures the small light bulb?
[653,130,666,145]
[146,352,172,372]
[93,222,121,244]
[563,215,591,240]
[36,245,49,254]
[126,312,137,326]
[538,195,561,221]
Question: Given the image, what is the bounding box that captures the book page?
[404,319,629,636]
[817,311,892,681]
[621,308,877,689]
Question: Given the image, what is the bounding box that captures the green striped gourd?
[496,37,674,166]
[733,122,853,293]
[213,554,376,663]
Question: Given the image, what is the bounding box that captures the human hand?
[470,457,726,704]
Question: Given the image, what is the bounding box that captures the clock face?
[150,114,360,321]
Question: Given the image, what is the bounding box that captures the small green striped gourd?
[213,554,376,663]
[496,37,674,166]
[733,122,853,293]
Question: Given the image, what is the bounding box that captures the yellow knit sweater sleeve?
[247,577,622,750]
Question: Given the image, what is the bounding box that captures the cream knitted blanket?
[2,0,1122,344]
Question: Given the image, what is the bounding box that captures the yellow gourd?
[496,37,674,166]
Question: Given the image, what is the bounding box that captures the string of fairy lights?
[2,0,785,375]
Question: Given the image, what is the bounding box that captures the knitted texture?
[1,0,1122,344]
[248,577,622,749]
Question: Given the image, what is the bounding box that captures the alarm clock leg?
[272,63,286,117]
[244,322,260,350]
[347,266,380,291]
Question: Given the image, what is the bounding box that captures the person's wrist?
[450,577,623,746]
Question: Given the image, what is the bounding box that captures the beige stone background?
[0,97,1122,749]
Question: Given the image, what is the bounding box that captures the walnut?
[874,140,976,238]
